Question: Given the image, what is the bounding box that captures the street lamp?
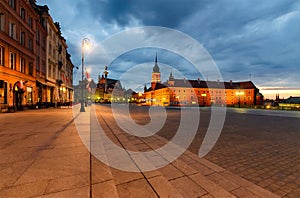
[80,38,90,112]
[236,91,244,108]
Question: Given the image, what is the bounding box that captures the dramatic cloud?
[38,0,300,97]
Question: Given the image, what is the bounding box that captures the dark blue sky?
[37,0,300,98]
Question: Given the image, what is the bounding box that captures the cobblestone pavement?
[147,107,300,197]
[0,106,284,197]
[203,110,300,197]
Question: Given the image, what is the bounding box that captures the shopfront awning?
[36,80,56,88]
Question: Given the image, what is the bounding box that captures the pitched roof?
[282,96,300,104]
[145,79,258,91]
[166,79,258,89]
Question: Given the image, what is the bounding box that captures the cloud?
[37,0,300,91]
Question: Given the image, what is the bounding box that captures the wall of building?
[0,0,74,112]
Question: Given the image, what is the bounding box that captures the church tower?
[151,54,161,89]
[168,69,175,86]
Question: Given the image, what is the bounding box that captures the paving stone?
[206,173,240,192]
[15,153,89,185]
[116,178,157,198]
[92,180,119,198]
[188,162,215,176]
[0,180,48,198]
[45,173,89,194]
[91,159,114,184]
[220,171,280,198]
[158,164,185,180]
[0,160,34,189]
[35,186,89,198]
[189,173,236,198]
[186,151,225,172]
[231,187,260,198]
[285,188,300,198]
[110,168,144,185]
[169,176,207,197]
[148,176,183,197]
[171,159,198,176]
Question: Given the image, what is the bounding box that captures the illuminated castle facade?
[145,55,263,107]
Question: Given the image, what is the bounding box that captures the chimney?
[230,80,232,86]
[217,79,220,85]
[198,78,200,84]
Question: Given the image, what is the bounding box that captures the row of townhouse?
[0,0,74,112]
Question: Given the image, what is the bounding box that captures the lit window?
[20,58,25,73]
[0,46,4,66]
[26,87,33,103]
[0,80,7,104]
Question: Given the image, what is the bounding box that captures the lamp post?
[236,91,244,108]
[80,38,90,112]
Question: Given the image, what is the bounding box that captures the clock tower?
[151,54,161,89]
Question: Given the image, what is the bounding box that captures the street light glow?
[236,91,244,96]
[80,38,90,112]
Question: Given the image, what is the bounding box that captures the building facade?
[145,56,263,107]
[0,0,73,112]
[94,74,124,103]
[0,0,38,111]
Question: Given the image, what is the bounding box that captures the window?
[26,87,33,103]
[52,66,56,78]
[28,17,33,28]
[36,56,40,72]
[20,31,25,45]
[0,12,4,31]
[28,62,33,76]
[36,29,40,42]
[41,60,46,74]
[41,36,45,49]
[9,0,16,9]
[48,64,51,78]
[20,58,25,73]
[9,22,16,39]
[49,44,52,56]
[28,37,33,51]
[20,8,25,21]
[10,52,16,70]
[0,80,7,104]
[0,46,4,66]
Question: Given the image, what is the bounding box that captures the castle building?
[145,55,263,107]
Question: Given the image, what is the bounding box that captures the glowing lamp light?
[236,91,244,96]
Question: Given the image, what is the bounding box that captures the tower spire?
[155,52,157,64]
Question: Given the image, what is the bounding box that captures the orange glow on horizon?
[259,88,300,100]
